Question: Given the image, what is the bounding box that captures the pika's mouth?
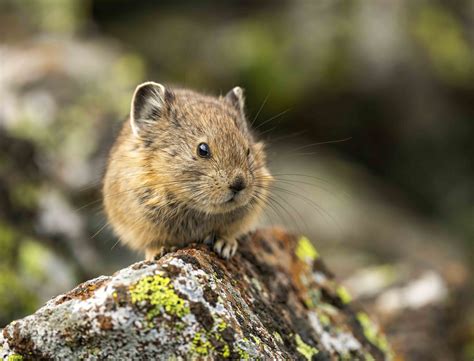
[228,188,254,206]
[205,191,252,214]
[224,190,246,204]
[224,193,236,204]
[219,190,245,207]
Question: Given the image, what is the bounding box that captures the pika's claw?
[213,238,238,259]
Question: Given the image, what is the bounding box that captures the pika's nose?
[229,176,246,193]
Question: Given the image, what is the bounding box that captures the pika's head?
[129,82,272,214]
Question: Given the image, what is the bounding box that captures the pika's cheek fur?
[103,82,272,260]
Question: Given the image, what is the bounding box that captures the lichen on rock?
[129,274,190,320]
[0,227,394,360]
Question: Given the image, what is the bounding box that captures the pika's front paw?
[145,246,176,261]
[213,238,238,259]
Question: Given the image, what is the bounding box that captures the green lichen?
[295,334,319,360]
[222,344,230,358]
[129,274,189,320]
[237,347,250,360]
[191,332,213,356]
[189,319,235,358]
[251,335,261,345]
[357,312,391,356]
[217,320,227,332]
[174,322,186,331]
[296,236,319,263]
[234,338,253,360]
[318,313,331,326]
[7,354,23,361]
[337,285,352,304]
[273,331,284,344]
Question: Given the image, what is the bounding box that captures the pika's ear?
[130,82,167,136]
[225,86,251,133]
[225,86,245,117]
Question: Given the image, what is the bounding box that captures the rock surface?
[0,228,393,360]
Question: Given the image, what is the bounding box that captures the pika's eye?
[197,143,211,158]
[246,148,250,156]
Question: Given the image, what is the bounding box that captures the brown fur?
[103,84,272,260]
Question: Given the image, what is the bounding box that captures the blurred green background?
[0,1,473,359]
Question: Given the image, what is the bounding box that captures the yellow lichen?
[318,313,330,326]
[357,312,392,356]
[234,338,251,360]
[237,348,250,360]
[8,355,23,361]
[221,344,230,358]
[174,322,186,331]
[191,332,213,356]
[336,285,352,304]
[129,274,189,320]
[217,320,227,332]
[295,334,319,360]
[296,236,319,263]
[251,335,261,345]
[273,331,284,344]
[189,319,236,358]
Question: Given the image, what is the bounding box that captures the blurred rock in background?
[0,0,472,360]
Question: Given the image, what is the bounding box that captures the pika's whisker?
[251,92,270,126]
[254,108,291,131]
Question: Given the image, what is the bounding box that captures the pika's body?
[103,82,272,260]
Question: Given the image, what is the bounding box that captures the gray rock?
[1,228,393,360]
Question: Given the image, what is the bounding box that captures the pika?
[103,82,272,260]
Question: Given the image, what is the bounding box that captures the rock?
[343,264,471,361]
[0,228,393,360]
